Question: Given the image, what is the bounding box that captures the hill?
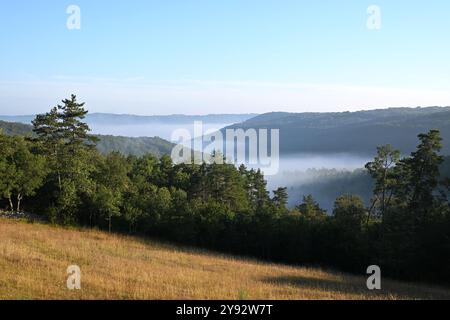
[94,135,174,157]
[1,217,449,300]
[225,107,450,155]
[0,120,174,157]
[0,120,34,136]
[0,113,257,126]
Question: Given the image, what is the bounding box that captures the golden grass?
[0,217,449,300]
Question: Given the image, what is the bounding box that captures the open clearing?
[1,218,449,300]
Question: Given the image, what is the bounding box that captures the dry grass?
[0,217,449,300]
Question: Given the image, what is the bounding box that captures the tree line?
[1,95,449,285]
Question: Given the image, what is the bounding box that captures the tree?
[123,202,143,233]
[0,134,47,212]
[375,131,446,281]
[365,144,400,220]
[93,185,121,232]
[205,162,250,213]
[333,194,367,229]
[32,95,98,223]
[272,187,289,214]
[59,95,98,148]
[400,130,444,216]
[32,106,63,192]
[242,168,270,214]
[296,195,327,222]
[94,152,131,232]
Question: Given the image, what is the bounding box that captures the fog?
[262,153,370,187]
[243,153,373,212]
[88,121,373,212]
[264,154,372,212]
[89,122,232,141]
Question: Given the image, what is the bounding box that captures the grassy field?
[1,217,449,300]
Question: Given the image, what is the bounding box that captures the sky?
[0,0,450,115]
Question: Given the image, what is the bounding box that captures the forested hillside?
[94,135,174,157]
[225,107,450,155]
[0,120,174,157]
[0,120,34,136]
[1,95,450,287]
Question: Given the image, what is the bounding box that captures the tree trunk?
[16,194,22,213]
[366,197,378,226]
[55,147,62,193]
[58,172,62,192]
[109,215,112,233]
[381,165,387,217]
[8,195,14,213]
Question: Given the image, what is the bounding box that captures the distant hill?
[94,134,174,157]
[0,120,34,137]
[225,107,450,155]
[0,113,258,141]
[0,120,174,157]
[0,113,257,126]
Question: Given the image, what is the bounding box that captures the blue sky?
[0,0,449,115]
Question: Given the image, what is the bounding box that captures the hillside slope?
[0,120,174,157]
[1,218,449,300]
[225,107,450,155]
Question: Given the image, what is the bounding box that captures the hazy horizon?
[1,105,450,117]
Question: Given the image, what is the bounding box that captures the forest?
[1,95,450,285]
[226,107,450,154]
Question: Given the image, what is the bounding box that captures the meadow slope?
[1,218,449,300]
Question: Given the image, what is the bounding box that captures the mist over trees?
[1,95,450,285]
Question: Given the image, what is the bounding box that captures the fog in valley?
[253,153,373,212]
[263,153,370,186]
[88,121,375,213]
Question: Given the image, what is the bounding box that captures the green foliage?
[272,187,289,214]
[92,152,131,232]
[370,130,449,282]
[31,95,99,224]
[0,134,47,212]
[397,130,444,214]
[296,195,327,222]
[0,121,34,136]
[95,135,174,157]
[365,145,401,219]
[333,194,367,229]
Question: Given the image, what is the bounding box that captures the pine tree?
[32,95,98,223]
[399,130,444,217]
[59,94,98,151]
[272,187,289,214]
[365,144,400,220]
[296,195,327,221]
